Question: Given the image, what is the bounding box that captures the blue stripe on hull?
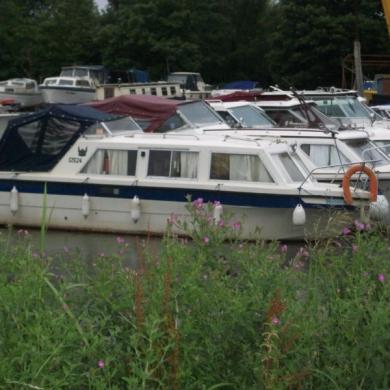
[0,179,352,210]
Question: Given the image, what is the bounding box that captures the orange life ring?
[342,164,378,205]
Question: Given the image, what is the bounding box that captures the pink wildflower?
[342,226,351,236]
[116,236,125,244]
[297,247,309,258]
[193,198,204,209]
[378,273,385,283]
[203,236,209,244]
[97,360,105,369]
[213,200,221,207]
[354,220,365,231]
[218,219,225,227]
[280,244,288,253]
[271,316,280,325]
[232,221,241,230]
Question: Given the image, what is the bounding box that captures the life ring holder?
[342,164,378,205]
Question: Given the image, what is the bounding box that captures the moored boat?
[0,105,377,240]
[0,78,42,108]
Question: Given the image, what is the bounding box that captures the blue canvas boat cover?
[0,104,119,171]
[222,81,262,90]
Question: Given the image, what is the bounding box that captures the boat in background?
[40,65,106,104]
[0,78,42,108]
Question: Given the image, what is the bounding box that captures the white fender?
[292,204,306,226]
[213,203,223,223]
[82,193,90,218]
[10,186,18,214]
[131,195,141,223]
[369,194,389,220]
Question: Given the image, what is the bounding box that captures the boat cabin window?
[217,111,238,128]
[264,109,305,127]
[178,101,224,127]
[162,87,168,96]
[210,153,273,182]
[156,113,187,132]
[278,153,305,182]
[76,80,91,87]
[147,150,198,178]
[229,105,275,128]
[344,139,388,164]
[82,149,137,176]
[301,144,349,166]
[59,79,74,86]
[74,69,89,78]
[374,141,390,157]
[170,86,176,95]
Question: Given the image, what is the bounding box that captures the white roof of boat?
[82,132,292,152]
[256,99,315,108]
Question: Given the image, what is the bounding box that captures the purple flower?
[213,200,221,207]
[218,219,225,227]
[17,229,29,236]
[378,273,385,283]
[271,316,280,325]
[203,236,209,244]
[342,226,351,236]
[193,198,204,209]
[297,247,309,258]
[116,236,125,244]
[280,244,288,253]
[354,220,365,232]
[97,360,105,369]
[232,221,241,230]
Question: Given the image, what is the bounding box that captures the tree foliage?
[0,0,390,87]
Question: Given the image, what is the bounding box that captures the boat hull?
[40,86,96,104]
[0,92,42,107]
[0,180,360,240]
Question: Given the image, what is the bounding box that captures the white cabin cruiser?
[0,78,42,108]
[0,105,375,240]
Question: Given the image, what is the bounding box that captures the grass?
[0,200,389,389]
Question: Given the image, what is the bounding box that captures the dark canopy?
[0,104,118,172]
[222,81,262,90]
[87,95,182,132]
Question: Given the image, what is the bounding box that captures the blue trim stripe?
[0,179,353,210]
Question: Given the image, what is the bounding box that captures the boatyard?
[0,0,390,388]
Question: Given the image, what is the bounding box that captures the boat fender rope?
[342,164,378,205]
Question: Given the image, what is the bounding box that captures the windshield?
[229,105,275,127]
[313,97,371,118]
[178,101,224,127]
[167,74,188,85]
[344,139,389,166]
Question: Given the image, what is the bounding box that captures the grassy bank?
[0,201,389,389]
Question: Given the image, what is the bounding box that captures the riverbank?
[0,204,389,389]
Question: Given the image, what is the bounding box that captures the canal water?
[0,227,304,264]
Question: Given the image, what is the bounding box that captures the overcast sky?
[95,0,108,10]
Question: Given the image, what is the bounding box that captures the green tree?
[267,0,390,88]
[0,0,101,80]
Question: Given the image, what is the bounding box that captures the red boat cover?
[87,95,182,132]
[210,91,291,102]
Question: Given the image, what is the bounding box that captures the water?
[0,226,307,266]
[0,227,164,268]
